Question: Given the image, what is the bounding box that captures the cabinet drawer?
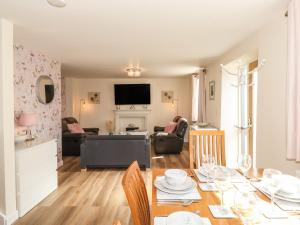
[16,141,57,174]
[16,156,57,193]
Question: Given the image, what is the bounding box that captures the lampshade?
[18,113,37,127]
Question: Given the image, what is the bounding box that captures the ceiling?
[0,0,288,78]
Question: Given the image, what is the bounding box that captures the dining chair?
[122,161,150,225]
[189,130,226,169]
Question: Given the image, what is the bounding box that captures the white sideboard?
[15,139,58,217]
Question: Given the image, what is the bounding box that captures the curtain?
[287,0,300,161]
[191,75,199,122]
[198,70,207,123]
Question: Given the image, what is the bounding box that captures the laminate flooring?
[13,144,189,225]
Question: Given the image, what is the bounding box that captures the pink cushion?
[164,122,177,133]
[67,123,85,133]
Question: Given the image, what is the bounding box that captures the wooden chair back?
[189,130,226,169]
[122,161,150,225]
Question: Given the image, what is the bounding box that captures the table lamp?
[18,113,37,141]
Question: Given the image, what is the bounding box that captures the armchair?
[153,118,188,154]
[62,117,99,156]
[153,116,182,132]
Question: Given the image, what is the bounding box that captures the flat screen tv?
[114,84,151,105]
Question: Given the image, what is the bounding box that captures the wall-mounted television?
[114,84,151,105]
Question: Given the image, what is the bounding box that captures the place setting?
[154,169,212,225]
[154,169,201,204]
[252,168,300,213]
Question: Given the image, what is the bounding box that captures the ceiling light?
[47,0,66,8]
[125,66,143,77]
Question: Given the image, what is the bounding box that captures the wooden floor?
[13,145,189,225]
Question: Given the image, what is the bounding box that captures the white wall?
[64,77,191,135]
[256,15,299,174]
[205,15,300,175]
[0,19,18,225]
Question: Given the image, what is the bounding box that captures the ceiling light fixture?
[47,0,66,8]
[125,66,143,77]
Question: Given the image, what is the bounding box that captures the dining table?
[151,168,300,225]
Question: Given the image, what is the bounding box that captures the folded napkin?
[199,183,218,192]
[154,216,211,225]
[208,205,237,219]
[157,188,201,201]
[233,182,256,192]
[194,167,246,183]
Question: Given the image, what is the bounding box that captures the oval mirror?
[36,75,55,104]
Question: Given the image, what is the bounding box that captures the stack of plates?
[155,176,197,194]
[262,175,300,203]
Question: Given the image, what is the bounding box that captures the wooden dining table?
[151,168,274,225]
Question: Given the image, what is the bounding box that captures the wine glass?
[202,154,215,183]
[234,190,259,225]
[238,153,252,178]
[214,168,232,211]
[262,169,282,209]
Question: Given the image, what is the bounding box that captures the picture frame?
[209,81,215,100]
[88,92,100,104]
[161,91,174,103]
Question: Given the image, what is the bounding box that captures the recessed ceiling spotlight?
[47,0,66,8]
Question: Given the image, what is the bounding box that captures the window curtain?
[198,70,207,123]
[287,0,300,161]
[191,75,199,122]
[191,71,206,122]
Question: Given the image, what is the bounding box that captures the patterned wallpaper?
[14,45,63,165]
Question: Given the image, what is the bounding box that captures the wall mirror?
[36,75,55,104]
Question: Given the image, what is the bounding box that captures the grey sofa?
[80,135,150,169]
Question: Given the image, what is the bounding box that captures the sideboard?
[15,138,58,217]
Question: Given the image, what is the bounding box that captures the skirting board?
[0,210,19,225]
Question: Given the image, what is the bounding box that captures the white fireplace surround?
[114,110,151,133]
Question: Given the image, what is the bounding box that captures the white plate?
[155,179,195,194]
[260,187,300,203]
[160,176,196,191]
[167,211,203,225]
[277,175,300,195]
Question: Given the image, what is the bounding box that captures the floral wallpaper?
[14,45,63,165]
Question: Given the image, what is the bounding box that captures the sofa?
[153,118,188,154]
[62,117,99,156]
[80,135,150,169]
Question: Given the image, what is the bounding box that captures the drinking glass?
[238,154,252,178]
[234,191,259,225]
[202,154,215,183]
[214,168,231,210]
[262,169,282,209]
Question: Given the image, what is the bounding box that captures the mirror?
[36,76,55,104]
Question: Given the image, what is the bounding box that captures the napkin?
[154,216,212,225]
[157,189,201,201]
[199,183,218,192]
[194,167,246,183]
[208,205,237,218]
[233,183,256,192]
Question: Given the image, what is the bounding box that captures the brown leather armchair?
[153,118,188,154]
[62,117,99,156]
[153,116,182,132]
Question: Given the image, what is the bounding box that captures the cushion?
[67,123,85,133]
[164,122,177,133]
